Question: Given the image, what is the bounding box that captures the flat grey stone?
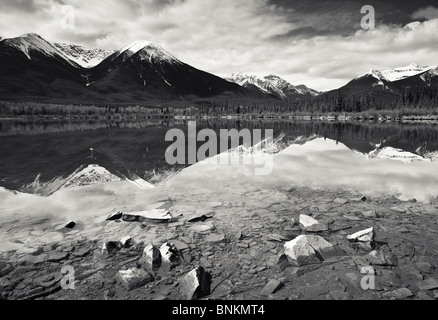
[417,278,438,291]
[47,252,69,262]
[260,279,284,297]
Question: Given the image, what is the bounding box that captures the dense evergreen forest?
[1,85,437,118]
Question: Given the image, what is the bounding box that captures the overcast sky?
[1,0,438,91]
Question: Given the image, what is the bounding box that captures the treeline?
[185,86,438,117]
[0,101,174,118]
[284,86,438,114]
[1,85,437,119]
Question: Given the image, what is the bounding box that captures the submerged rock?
[189,222,215,233]
[334,198,349,205]
[180,266,212,300]
[362,210,379,218]
[205,233,226,244]
[116,268,153,290]
[284,235,343,267]
[138,244,162,271]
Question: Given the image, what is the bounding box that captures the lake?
[1,118,438,201]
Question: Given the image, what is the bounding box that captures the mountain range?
[225,73,321,101]
[0,34,278,103]
[0,33,437,106]
[325,63,438,103]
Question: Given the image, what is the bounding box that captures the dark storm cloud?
[412,6,438,20]
[266,0,438,40]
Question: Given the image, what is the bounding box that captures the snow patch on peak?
[120,40,154,55]
[427,65,438,75]
[363,69,388,81]
[117,40,180,64]
[5,33,61,60]
[381,64,431,82]
[356,64,432,83]
[54,43,114,68]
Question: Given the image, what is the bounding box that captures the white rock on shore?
[284,235,343,267]
[299,214,328,232]
[116,268,153,290]
[299,214,319,228]
[346,227,375,243]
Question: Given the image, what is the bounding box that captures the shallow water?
[0,119,437,227]
[1,119,438,189]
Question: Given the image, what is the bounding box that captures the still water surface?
[1,119,438,202]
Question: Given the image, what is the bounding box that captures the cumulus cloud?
[1,0,438,91]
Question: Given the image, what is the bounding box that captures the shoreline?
[0,185,437,300]
[2,114,438,124]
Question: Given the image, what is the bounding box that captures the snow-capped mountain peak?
[381,63,431,82]
[4,33,66,62]
[116,40,180,64]
[355,64,432,83]
[226,73,321,100]
[356,69,388,81]
[231,73,288,99]
[120,40,154,55]
[54,43,114,68]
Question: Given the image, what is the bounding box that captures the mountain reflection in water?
[0,119,438,203]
